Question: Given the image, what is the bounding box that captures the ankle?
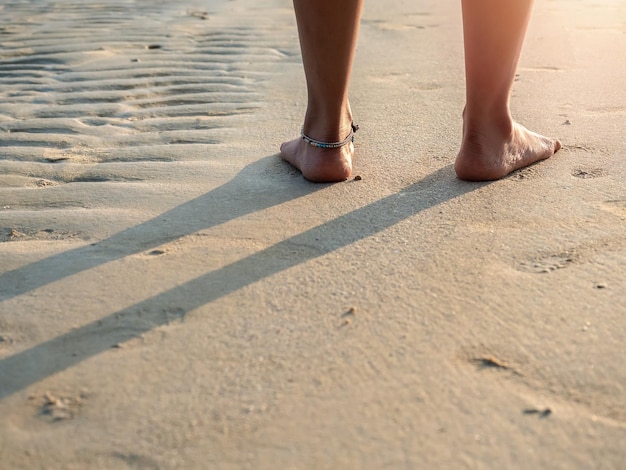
[303,107,353,143]
[462,109,514,140]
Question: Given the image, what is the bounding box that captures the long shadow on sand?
[0,156,322,303]
[0,158,486,399]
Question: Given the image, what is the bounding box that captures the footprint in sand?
[516,252,577,274]
[34,390,88,423]
[571,167,607,179]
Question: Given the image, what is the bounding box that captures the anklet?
[301,123,359,149]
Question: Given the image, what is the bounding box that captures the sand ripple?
[0,0,298,237]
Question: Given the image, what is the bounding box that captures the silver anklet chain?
[301,123,359,149]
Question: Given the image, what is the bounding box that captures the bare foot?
[455,120,561,181]
[280,136,353,183]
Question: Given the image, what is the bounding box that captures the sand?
[1,0,625,468]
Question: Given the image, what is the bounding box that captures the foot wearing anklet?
[280,123,358,183]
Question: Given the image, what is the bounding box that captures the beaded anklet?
[301,123,359,149]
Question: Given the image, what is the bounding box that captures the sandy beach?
[1,0,625,468]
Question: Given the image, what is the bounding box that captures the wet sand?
[1,0,625,468]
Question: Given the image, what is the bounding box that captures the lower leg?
[455,0,560,181]
[280,0,363,182]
